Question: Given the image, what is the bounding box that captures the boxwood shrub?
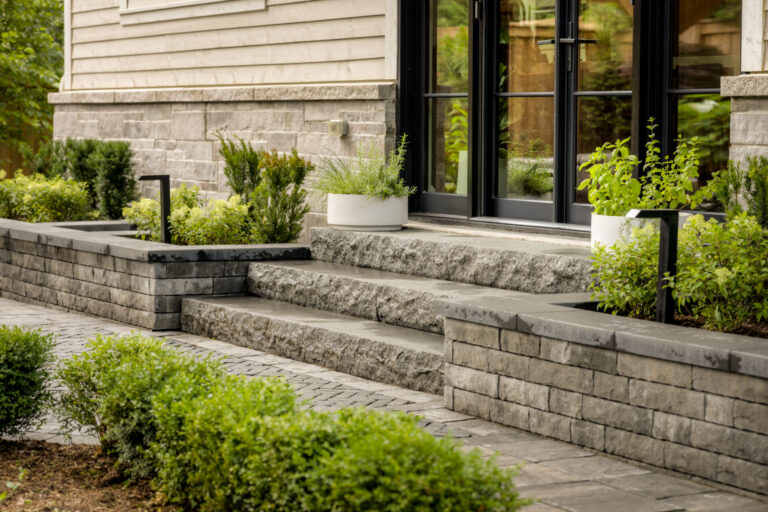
[0,172,96,222]
[57,334,530,511]
[0,325,55,437]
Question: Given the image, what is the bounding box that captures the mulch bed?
[0,441,174,511]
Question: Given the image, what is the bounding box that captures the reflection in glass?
[574,95,632,203]
[673,0,740,89]
[430,0,469,93]
[577,0,633,92]
[497,97,554,200]
[675,94,731,184]
[498,0,556,93]
[428,97,469,194]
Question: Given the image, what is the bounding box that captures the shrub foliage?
[0,171,97,222]
[0,325,55,437]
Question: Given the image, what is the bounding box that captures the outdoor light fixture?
[138,174,171,244]
[625,209,679,324]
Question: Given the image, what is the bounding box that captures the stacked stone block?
[0,220,308,330]
[443,317,768,496]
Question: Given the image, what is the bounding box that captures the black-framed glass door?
[401,0,741,224]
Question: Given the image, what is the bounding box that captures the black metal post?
[626,209,679,324]
[138,174,171,244]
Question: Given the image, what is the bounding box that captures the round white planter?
[591,212,694,251]
[590,213,645,251]
[327,193,408,231]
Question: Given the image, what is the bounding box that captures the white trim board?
[119,0,267,26]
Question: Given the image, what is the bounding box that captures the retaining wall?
[438,296,768,496]
[0,219,308,329]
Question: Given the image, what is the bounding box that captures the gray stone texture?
[310,227,592,294]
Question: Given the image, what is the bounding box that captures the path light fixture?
[138,174,171,244]
[625,209,679,324]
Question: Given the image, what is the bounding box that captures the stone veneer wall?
[440,307,768,496]
[723,74,768,162]
[0,219,308,330]
[48,84,397,233]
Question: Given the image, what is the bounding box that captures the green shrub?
[591,214,768,332]
[63,139,99,190]
[249,149,311,243]
[89,141,136,219]
[710,156,768,229]
[123,184,203,241]
[0,326,55,437]
[170,195,252,245]
[151,374,299,508]
[218,134,263,198]
[316,134,415,199]
[20,139,66,178]
[0,172,97,222]
[56,333,223,480]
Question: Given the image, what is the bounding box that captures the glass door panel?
[571,0,633,216]
[494,0,556,220]
[425,0,470,204]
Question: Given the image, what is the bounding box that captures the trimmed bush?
[0,326,55,437]
[591,213,768,332]
[89,141,137,220]
[0,172,97,222]
[56,333,223,479]
[170,194,253,245]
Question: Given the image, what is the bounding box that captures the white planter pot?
[591,212,693,251]
[327,193,408,231]
[590,213,645,251]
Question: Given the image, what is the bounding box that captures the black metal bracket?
[138,174,171,244]
[626,209,679,324]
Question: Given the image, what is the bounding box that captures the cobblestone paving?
[2,297,767,512]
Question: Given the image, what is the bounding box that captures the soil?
[0,441,174,512]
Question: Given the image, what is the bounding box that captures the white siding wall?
[67,0,392,90]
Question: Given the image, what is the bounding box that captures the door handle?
[537,38,597,45]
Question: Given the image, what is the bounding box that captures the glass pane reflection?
[498,0,556,93]
[428,97,469,194]
[577,0,633,92]
[497,97,554,200]
[673,0,740,89]
[431,0,469,93]
[676,94,731,185]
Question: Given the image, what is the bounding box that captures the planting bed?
[438,293,768,496]
[0,219,308,329]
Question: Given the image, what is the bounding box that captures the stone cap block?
[48,82,396,105]
[438,292,768,379]
[0,218,310,262]
[721,74,768,97]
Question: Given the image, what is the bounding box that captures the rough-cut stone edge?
[438,295,768,379]
[0,219,309,262]
[721,74,768,97]
[48,83,397,104]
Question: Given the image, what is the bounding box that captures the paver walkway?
[2,297,767,512]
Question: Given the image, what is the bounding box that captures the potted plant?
[578,121,708,250]
[316,135,415,231]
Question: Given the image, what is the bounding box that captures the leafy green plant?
[578,120,709,216]
[708,156,768,229]
[89,141,136,220]
[316,134,415,199]
[218,134,264,198]
[0,0,63,170]
[591,214,768,332]
[151,374,299,508]
[0,172,97,222]
[170,195,252,245]
[20,139,66,178]
[56,333,224,480]
[63,139,99,191]
[249,149,311,243]
[0,326,55,437]
[123,184,203,241]
[0,467,27,503]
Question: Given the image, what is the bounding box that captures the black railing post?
[626,209,679,324]
[138,174,171,244]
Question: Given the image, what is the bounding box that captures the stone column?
[722,74,768,163]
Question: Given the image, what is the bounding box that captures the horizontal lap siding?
[70,0,387,90]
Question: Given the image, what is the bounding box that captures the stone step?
[181,296,445,394]
[248,260,529,334]
[309,226,592,294]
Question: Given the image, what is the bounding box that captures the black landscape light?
[138,174,171,244]
[626,209,679,324]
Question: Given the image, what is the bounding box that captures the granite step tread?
[248,260,530,334]
[309,227,593,294]
[181,296,445,394]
